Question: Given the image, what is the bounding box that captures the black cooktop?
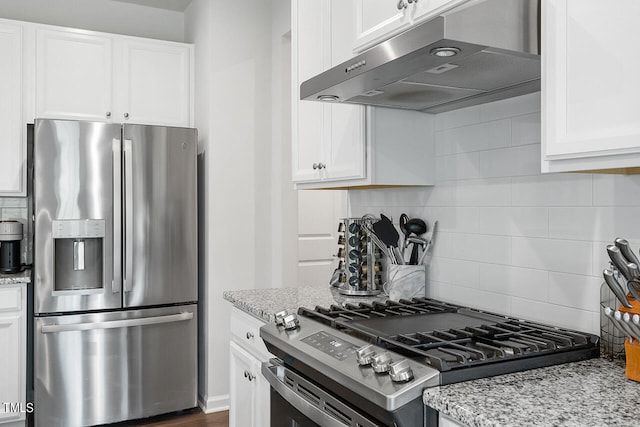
[298,297,600,378]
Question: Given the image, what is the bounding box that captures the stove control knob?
[389,359,414,383]
[371,352,393,373]
[282,313,300,330]
[355,344,376,366]
[274,310,289,326]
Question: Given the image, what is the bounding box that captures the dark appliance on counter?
[32,119,198,427]
[261,298,599,426]
[0,220,23,273]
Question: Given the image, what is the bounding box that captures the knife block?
[618,295,640,382]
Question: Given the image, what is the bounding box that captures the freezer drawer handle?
[40,312,194,333]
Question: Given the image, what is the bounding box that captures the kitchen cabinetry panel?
[35,25,193,127]
[36,28,113,122]
[352,0,464,54]
[229,308,271,427]
[120,40,192,127]
[0,285,26,426]
[542,0,640,172]
[0,21,25,196]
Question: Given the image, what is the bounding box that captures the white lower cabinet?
[229,308,272,427]
[0,285,27,427]
[439,413,469,427]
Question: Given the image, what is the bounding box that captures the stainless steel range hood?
[301,0,540,114]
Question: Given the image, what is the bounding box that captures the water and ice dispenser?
[52,220,105,292]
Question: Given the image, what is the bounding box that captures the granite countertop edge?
[0,270,31,285]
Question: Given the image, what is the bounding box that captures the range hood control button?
[282,313,300,330]
[389,359,414,383]
[371,352,392,373]
[355,344,376,366]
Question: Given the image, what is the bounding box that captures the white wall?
[185,0,292,413]
[0,0,185,41]
[349,92,634,336]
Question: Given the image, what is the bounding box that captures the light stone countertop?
[224,287,638,426]
[0,269,31,285]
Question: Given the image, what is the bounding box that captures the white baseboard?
[198,394,229,414]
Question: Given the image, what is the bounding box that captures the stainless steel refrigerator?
[32,119,198,427]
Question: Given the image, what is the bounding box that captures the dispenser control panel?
[52,220,105,239]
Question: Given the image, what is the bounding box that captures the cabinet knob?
[124,113,130,119]
[246,331,254,339]
[244,370,255,381]
[106,111,111,118]
[313,163,326,170]
[397,0,407,9]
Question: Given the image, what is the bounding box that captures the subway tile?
[428,207,479,234]
[479,264,549,302]
[478,207,548,238]
[439,285,511,315]
[430,257,480,288]
[510,298,596,334]
[479,92,541,122]
[549,207,640,242]
[434,106,481,131]
[512,174,592,206]
[437,152,481,182]
[512,237,593,275]
[445,233,511,265]
[478,144,540,179]
[452,178,512,207]
[593,174,640,206]
[548,272,601,312]
[435,118,511,156]
[424,183,453,206]
[511,112,541,146]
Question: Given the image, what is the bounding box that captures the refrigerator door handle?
[40,312,194,333]
[123,139,134,293]
[112,138,122,293]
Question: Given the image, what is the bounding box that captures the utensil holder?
[334,217,383,296]
[384,264,426,301]
[617,295,640,382]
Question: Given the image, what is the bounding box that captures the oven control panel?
[301,331,357,361]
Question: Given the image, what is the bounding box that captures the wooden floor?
[124,409,229,427]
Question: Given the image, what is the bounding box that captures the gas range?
[260,298,599,427]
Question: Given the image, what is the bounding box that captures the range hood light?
[430,47,460,57]
[318,95,339,102]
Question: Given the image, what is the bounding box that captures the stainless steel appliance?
[32,119,198,427]
[0,220,23,273]
[301,0,540,113]
[261,298,599,426]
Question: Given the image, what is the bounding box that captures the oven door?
[262,359,384,427]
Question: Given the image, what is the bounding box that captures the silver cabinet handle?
[244,370,255,381]
[313,163,326,170]
[106,111,111,118]
[246,331,254,339]
[41,312,194,333]
[397,0,407,9]
[124,113,130,119]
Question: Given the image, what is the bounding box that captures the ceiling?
[110,0,193,12]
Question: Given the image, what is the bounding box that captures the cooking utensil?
[419,220,438,265]
[603,269,633,308]
[615,309,640,341]
[372,214,404,264]
[615,238,640,267]
[404,218,427,264]
[627,262,640,279]
[623,312,640,339]
[607,245,633,280]
[628,279,640,301]
[399,213,409,258]
[361,222,392,260]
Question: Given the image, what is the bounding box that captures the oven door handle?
[261,359,381,427]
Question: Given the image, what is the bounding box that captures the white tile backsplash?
[348,92,627,335]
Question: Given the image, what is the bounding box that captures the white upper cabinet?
[119,39,192,127]
[36,26,193,127]
[292,0,434,189]
[36,28,114,122]
[0,21,26,196]
[352,0,465,54]
[542,0,640,173]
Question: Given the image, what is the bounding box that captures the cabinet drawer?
[0,286,22,313]
[230,308,271,360]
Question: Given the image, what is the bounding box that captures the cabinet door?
[353,0,412,53]
[119,40,192,127]
[0,286,24,423]
[542,0,640,171]
[229,342,260,427]
[292,0,328,183]
[36,28,113,122]
[0,22,25,196]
